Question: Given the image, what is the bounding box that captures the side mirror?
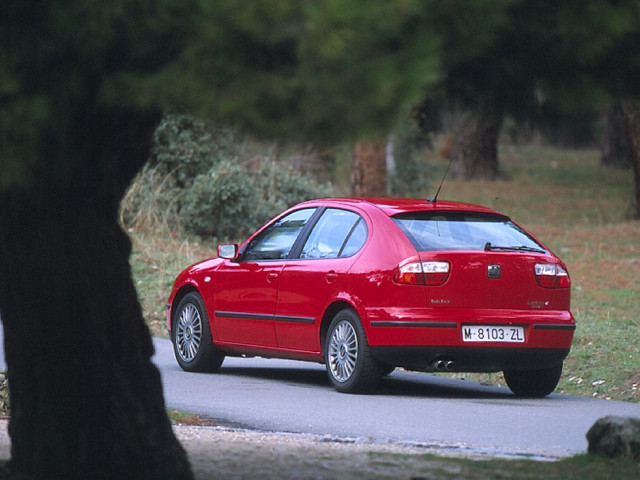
[217,243,239,260]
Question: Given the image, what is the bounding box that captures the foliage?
[159,0,442,142]
[0,374,9,416]
[0,0,198,189]
[149,114,240,186]
[122,115,333,241]
[180,160,332,240]
[432,0,640,118]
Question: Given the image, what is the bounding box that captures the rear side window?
[393,212,546,252]
[300,209,367,259]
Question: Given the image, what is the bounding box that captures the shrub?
[149,114,238,188]
[180,160,333,241]
[121,114,333,241]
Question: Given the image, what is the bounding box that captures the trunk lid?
[418,251,570,311]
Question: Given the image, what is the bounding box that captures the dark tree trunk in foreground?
[621,100,640,219]
[601,103,633,168]
[0,109,193,479]
[448,107,503,180]
[352,139,387,196]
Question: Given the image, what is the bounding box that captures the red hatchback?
[167,198,575,396]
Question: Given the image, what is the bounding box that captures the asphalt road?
[152,337,640,459]
[0,322,637,459]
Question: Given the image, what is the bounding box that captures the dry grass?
[128,143,640,402]
[432,144,640,402]
[129,228,216,336]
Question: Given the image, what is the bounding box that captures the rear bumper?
[363,306,574,371]
[370,345,570,373]
[364,307,574,347]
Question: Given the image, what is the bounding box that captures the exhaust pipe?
[432,359,455,371]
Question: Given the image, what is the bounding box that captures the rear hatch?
[417,251,570,310]
[392,211,571,311]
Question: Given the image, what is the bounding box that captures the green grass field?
[130,144,639,404]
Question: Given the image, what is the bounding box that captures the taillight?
[394,261,450,286]
[535,263,571,288]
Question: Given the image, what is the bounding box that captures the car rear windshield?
[392,212,547,252]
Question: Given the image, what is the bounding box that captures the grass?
[129,143,640,403]
[358,453,640,479]
[431,144,640,403]
[128,144,640,476]
[129,229,216,337]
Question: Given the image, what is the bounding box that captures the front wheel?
[325,309,382,393]
[172,292,225,372]
[503,363,563,397]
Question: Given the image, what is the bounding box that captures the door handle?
[325,271,339,283]
[267,273,279,283]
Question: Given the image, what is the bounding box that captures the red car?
[167,198,575,396]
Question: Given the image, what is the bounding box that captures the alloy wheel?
[175,303,202,363]
[328,319,358,382]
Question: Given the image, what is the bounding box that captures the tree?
[601,103,633,168]
[429,0,513,179]
[621,101,640,218]
[172,1,441,196]
[352,139,387,196]
[0,2,198,478]
[0,1,442,477]
[447,104,503,179]
[429,0,640,214]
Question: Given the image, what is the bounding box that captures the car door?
[275,208,368,352]
[213,208,317,347]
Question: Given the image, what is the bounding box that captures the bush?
[121,114,333,241]
[149,114,238,188]
[180,160,333,241]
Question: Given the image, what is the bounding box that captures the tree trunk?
[351,139,387,196]
[621,100,640,219]
[601,103,633,168]
[0,108,193,479]
[448,107,503,180]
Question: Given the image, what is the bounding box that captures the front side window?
[393,212,546,252]
[242,208,316,261]
[300,209,366,259]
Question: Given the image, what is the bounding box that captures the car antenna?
[430,156,453,204]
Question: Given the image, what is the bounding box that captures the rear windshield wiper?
[484,242,546,254]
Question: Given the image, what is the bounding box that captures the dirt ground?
[174,423,491,480]
[0,419,494,479]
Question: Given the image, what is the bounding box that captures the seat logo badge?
[487,264,501,279]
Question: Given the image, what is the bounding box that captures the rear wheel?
[503,363,563,397]
[379,364,396,376]
[172,292,225,372]
[325,309,382,393]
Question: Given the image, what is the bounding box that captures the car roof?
[298,197,504,218]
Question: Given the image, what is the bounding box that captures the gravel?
[0,419,476,479]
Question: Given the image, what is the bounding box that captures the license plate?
[462,325,525,343]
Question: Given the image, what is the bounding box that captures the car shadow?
[218,364,516,400]
[377,374,515,400]
[219,364,328,387]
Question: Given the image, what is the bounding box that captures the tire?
[379,364,396,377]
[503,363,563,397]
[324,309,382,393]
[172,292,225,373]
